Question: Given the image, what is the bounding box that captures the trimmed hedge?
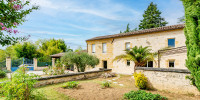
[124,90,167,100]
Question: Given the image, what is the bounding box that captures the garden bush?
[133,72,148,89]
[0,70,6,78]
[124,90,167,100]
[62,81,79,89]
[0,67,40,100]
[43,61,66,76]
[101,81,111,88]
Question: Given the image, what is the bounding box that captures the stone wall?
[34,69,112,87]
[136,67,200,95]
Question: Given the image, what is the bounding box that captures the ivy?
[181,0,200,91]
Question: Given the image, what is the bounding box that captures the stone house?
[86,24,187,75]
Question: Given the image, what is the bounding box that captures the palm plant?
[113,46,157,72]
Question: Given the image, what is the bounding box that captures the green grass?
[0,83,73,100]
[35,83,73,100]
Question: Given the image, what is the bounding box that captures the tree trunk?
[134,65,137,73]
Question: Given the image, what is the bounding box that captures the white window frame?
[102,43,107,53]
[92,44,95,53]
[125,42,131,50]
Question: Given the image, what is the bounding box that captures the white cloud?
[29,0,140,21]
[21,30,80,36]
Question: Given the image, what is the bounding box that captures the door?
[103,61,107,69]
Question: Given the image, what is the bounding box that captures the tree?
[120,23,138,34]
[178,16,185,23]
[113,46,157,72]
[0,0,38,46]
[61,52,99,72]
[14,42,38,59]
[37,39,68,62]
[181,0,200,91]
[139,2,168,30]
[124,23,131,33]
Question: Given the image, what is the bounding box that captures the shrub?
[186,75,196,86]
[101,81,111,88]
[62,81,79,89]
[0,70,6,78]
[61,52,99,72]
[133,72,148,89]
[124,90,167,100]
[0,67,39,100]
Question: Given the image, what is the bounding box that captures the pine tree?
[181,0,200,91]
[124,23,130,33]
[139,2,168,30]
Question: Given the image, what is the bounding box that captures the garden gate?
[11,58,34,71]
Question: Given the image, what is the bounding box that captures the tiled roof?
[86,24,185,41]
[50,52,65,58]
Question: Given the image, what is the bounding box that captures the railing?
[37,62,52,67]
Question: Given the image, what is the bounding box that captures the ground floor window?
[145,61,153,67]
[169,60,175,67]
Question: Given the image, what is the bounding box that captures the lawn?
[1,75,200,100]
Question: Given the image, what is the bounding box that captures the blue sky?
[1,0,184,50]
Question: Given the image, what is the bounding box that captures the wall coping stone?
[136,67,191,74]
[35,69,112,81]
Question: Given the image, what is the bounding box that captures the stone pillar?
[52,58,55,67]
[6,57,11,71]
[33,58,37,71]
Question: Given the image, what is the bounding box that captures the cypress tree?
[124,23,131,33]
[139,2,168,30]
[181,0,200,91]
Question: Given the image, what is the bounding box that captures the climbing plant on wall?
[181,0,200,91]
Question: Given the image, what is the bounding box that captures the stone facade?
[136,67,199,95]
[87,39,114,69]
[87,28,187,75]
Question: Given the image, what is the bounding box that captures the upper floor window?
[169,60,175,67]
[168,38,175,47]
[125,42,131,50]
[92,44,95,53]
[102,43,107,53]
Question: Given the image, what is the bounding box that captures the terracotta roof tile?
[86,24,185,41]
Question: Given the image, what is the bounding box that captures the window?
[145,61,153,67]
[127,60,130,66]
[169,60,175,67]
[92,44,95,53]
[125,42,131,50]
[102,43,107,53]
[168,38,175,47]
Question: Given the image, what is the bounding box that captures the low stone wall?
[34,66,48,71]
[34,69,112,87]
[136,67,200,95]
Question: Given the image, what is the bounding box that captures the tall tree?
[181,0,200,91]
[0,0,38,46]
[14,42,38,59]
[139,2,168,30]
[120,23,138,34]
[37,39,69,62]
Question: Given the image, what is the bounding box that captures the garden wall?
[136,67,200,95]
[34,69,112,87]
